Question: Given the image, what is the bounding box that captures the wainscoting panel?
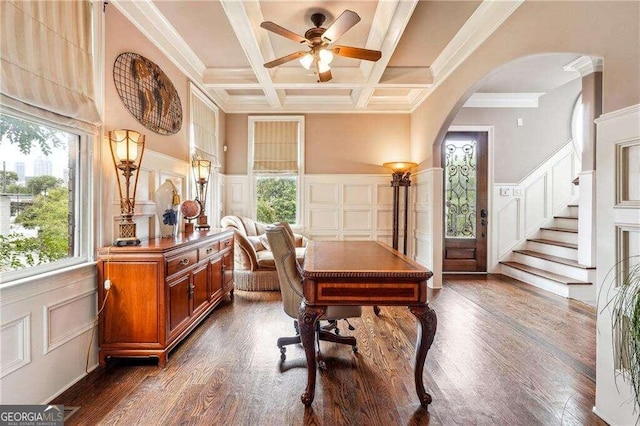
[44,290,96,354]
[551,152,576,213]
[309,183,339,205]
[594,103,640,425]
[343,209,372,230]
[309,208,340,230]
[344,184,373,205]
[0,314,31,378]
[497,199,520,258]
[525,175,547,236]
[225,175,250,218]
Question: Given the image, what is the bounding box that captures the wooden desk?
[300,241,436,407]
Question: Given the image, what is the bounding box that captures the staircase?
[500,203,595,305]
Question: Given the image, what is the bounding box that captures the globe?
[180,200,201,220]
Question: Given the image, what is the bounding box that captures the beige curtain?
[0,0,101,128]
[253,121,298,173]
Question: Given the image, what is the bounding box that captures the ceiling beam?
[219,1,282,109]
[353,0,419,109]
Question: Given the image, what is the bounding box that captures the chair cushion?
[256,247,305,269]
[247,235,265,251]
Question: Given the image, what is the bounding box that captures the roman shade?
[0,0,100,130]
[252,121,299,173]
[190,85,218,159]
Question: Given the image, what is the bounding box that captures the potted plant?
[601,255,640,416]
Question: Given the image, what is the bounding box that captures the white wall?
[493,142,579,265]
[594,104,640,425]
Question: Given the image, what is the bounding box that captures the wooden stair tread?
[540,226,578,234]
[526,238,578,250]
[554,215,578,220]
[514,249,595,269]
[501,261,592,285]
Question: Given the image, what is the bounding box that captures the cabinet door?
[208,255,224,301]
[192,264,209,317]
[168,274,191,335]
[223,250,234,290]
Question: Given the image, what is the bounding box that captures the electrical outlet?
[104,279,112,290]
[500,187,512,196]
[513,188,525,197]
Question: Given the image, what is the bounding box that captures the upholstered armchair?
[220,215,307,291]
[266,225,361,365]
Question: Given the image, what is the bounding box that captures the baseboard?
[42,363,98,404]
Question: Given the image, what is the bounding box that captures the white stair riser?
[501,264,594,305]
[500,264,570,297]
[539,229,578,245]
[511,252,592,282]
[525,241,578,261]
[566,206,579,217]
[553,218,579,230]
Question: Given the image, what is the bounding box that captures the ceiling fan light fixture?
[317,60,331,73]
[318,48,333,65]
[299,53,313,69]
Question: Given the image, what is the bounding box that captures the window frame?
[247,115,305,226]
[0,111,94,285]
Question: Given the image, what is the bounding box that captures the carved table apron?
[299,241,437,407]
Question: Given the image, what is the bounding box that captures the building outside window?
[248,116,304,225]
[0,113,83,277]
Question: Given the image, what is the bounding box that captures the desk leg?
[299,302,325,406]
[409,304,437,408]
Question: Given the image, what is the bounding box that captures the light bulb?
[299,53,313,70]
[318,60,331,73]
[318,49,333,65]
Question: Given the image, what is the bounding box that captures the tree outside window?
[0,114,77,273]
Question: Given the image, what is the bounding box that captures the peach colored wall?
[224,114,411,175]
[105,7,189,161]
[452,79,581,183]
[411,0,640,168]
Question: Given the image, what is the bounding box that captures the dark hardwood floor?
[54,274,603,425]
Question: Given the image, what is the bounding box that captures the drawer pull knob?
[179,258,190,266]
[206,248,213,254]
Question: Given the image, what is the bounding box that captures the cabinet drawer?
[220,236,233,250]
[166,250,197,276]
[198,241,219,260]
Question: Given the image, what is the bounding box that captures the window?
[248,116,304,225]
[0,113,86,279]
[571,94,584,158]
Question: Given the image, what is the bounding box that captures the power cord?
[85,246,112,373]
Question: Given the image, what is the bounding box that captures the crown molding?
[594,104,640,124]
[563,55,604,77]
[411,0,525,113]
[463,92,545,108]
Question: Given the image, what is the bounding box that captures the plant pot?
[155,179,180,238]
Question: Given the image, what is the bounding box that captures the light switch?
[517,118,524,127]
[513,188,525,197]
[500,187,512,196]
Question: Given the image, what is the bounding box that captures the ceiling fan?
[260,10,382,82]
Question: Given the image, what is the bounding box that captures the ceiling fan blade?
[260,21,309,44]
[332,45,382,62]
[315,61,332,83]
[321,10,360,43]
[264,51,307,68]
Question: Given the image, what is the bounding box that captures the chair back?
[221,215,267,237]
[266,226,304,319]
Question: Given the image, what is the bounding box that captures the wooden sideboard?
[96,229,234,367]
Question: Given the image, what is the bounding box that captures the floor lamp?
[383,162,417,255]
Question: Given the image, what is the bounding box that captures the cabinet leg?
[158,354,167,368]
[98,352,107,367]
[229,288,234,300]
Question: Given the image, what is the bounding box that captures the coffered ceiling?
[112,0,532,113]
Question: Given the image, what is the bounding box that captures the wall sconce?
[192,158,212,230]
[109,130,146,246]
[383,161,417,254]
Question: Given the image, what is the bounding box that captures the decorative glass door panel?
[442,132,488,272]
[445,139,477,239]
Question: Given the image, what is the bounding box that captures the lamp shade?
[318,48,333,65]
[111,130,143,162]
[383,161,418,173]
[299,53,313,70]
[192,159,212,182]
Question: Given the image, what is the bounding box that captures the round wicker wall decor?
[113,52,182,135]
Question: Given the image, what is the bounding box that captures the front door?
[442,131,488,272]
